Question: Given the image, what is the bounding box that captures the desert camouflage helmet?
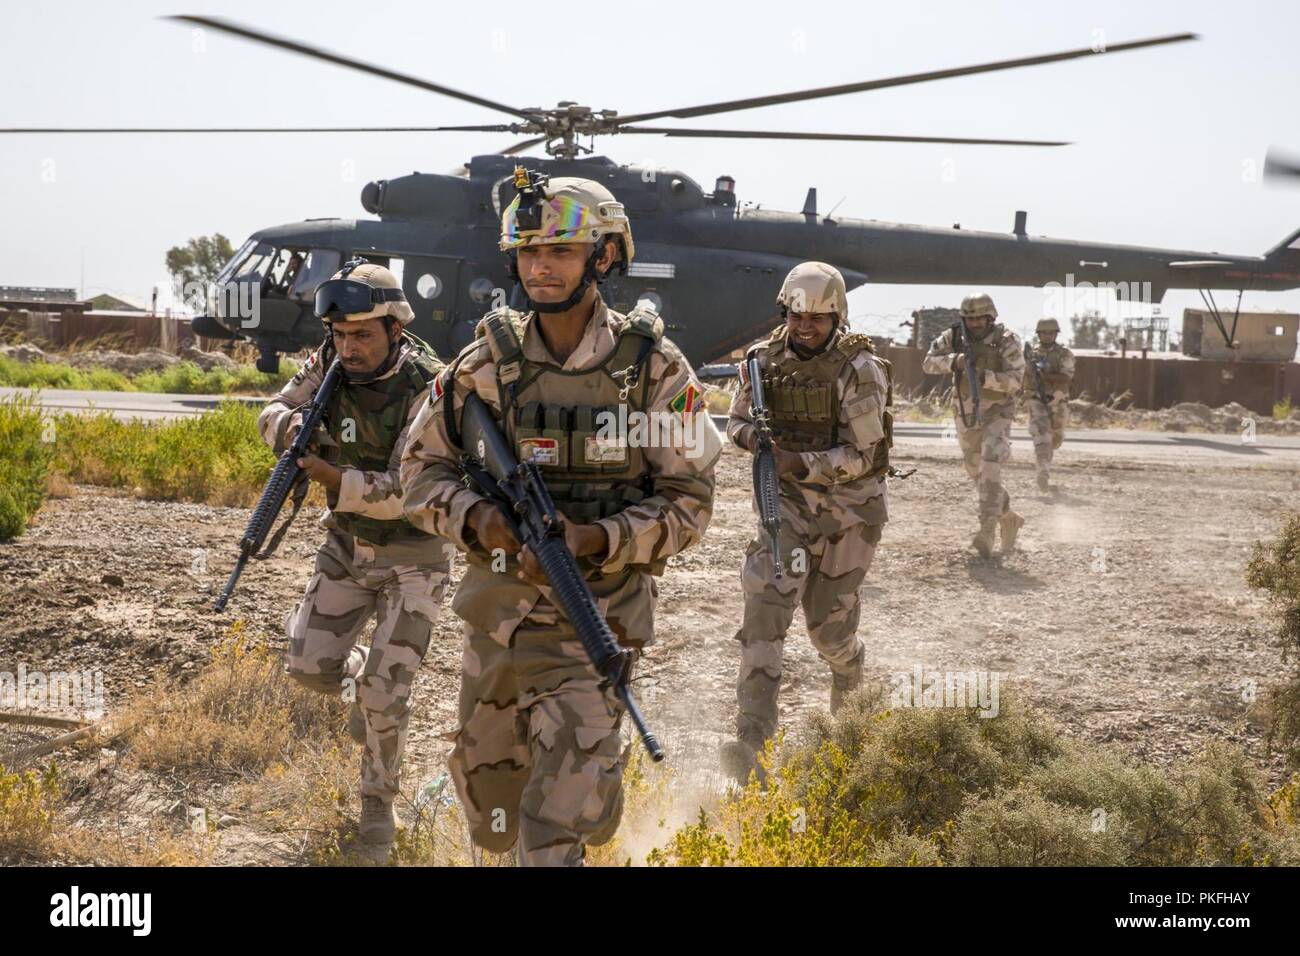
[1036,318,1061,333]
[776,261,848,319]
[499,170,635,266]
[960,292,998,320]
[315,261,414,326]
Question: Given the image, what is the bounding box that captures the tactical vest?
[754,327,893,476]
[477,304,663,527]
[326,338,442,546]
[955,324,1012,404]
[1028,342,1067,373]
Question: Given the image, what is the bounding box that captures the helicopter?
[8,17,1299,369]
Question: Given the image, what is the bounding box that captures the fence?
[879,345,1300,416]
[0,309,198,352]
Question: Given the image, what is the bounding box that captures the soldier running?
[258,260,449,864]
[922,292,1025,557]
[721,261,893,784]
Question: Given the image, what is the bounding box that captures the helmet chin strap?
[516,244,607,314]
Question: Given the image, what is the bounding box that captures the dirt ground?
[2,433,1297,862]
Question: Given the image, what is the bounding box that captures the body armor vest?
[754,327,893,475]
[478,305,663,527]
[326,338,442,546]
[1027,341,1068,373]
[1026,341,1070,400]
[956,324,1012,404]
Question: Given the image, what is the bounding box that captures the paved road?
[2,387,261,422]
[711,415,1300,464]
[7,387,1298,464]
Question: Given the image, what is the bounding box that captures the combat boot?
[999,510,1025,554]
[1037,473,1050,494]
[972,518,997,558]
[357,796,395,864]
[720,738,766,787]
[830,650,864,716]
[347,701,366,745]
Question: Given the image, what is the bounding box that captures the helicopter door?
[401,255,462,358]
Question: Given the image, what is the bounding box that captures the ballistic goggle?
[314,279,407,320]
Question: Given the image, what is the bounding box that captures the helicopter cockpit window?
[263,248,303,298]
[229,242,276,283]
[285,249,341,302]
[215,238,263,285]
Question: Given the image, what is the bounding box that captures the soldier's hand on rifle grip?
[516,522,608,586]
[950,354,964,373]
[772,442,806,478]
[296,453,342,493]
[467,500,521,555]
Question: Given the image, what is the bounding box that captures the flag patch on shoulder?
[669,382,704,419]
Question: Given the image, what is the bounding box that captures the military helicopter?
[9,17,1299,368]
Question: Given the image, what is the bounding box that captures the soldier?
[1024,318,1075,492]
[720,262,893,785]
[400,169,720,866]
[921,293,1025,557]
[258,260,449,864]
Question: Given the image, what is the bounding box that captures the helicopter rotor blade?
[616,33,1197,124]
[165,16,535,122]
[1264,148,1300,183]
[452,137,549,175]
[620,126,1068,147]
[0,126,522,134]
[499,136,549,156]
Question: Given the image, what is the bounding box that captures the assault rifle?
[746,354,784,579]
[214,353,343,613]
[952,322,982,428]
[457,391,665,762]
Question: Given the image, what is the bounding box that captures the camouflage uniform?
[726,321,891,764]
[1024,327,1075,489]
[259,335,450,804]
[921,300,1025,554]
[401,296,719,866]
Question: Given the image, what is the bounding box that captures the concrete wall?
[881,344,1300,416]
[1182,309,1300,362]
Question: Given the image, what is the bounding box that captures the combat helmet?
[313,258,414,326]
[500,167,633,312]
[960,292,998,321]
[776,261,848,323]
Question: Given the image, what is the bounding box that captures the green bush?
[53,401,275,506]
[0,355,133,391]
[0,394,53,539]
[0,354,296,396]
[649,688,1300,866]
[1247,513,1300,769]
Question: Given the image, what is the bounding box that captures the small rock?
[216,815,240,830]
[101,573,125,587]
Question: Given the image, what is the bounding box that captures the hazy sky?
[2,0,1297,344]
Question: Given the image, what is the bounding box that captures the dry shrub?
[1246,512,1300,768]
[120,622,342,775]
[0,764,61,859]
[645,688,1300,867]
